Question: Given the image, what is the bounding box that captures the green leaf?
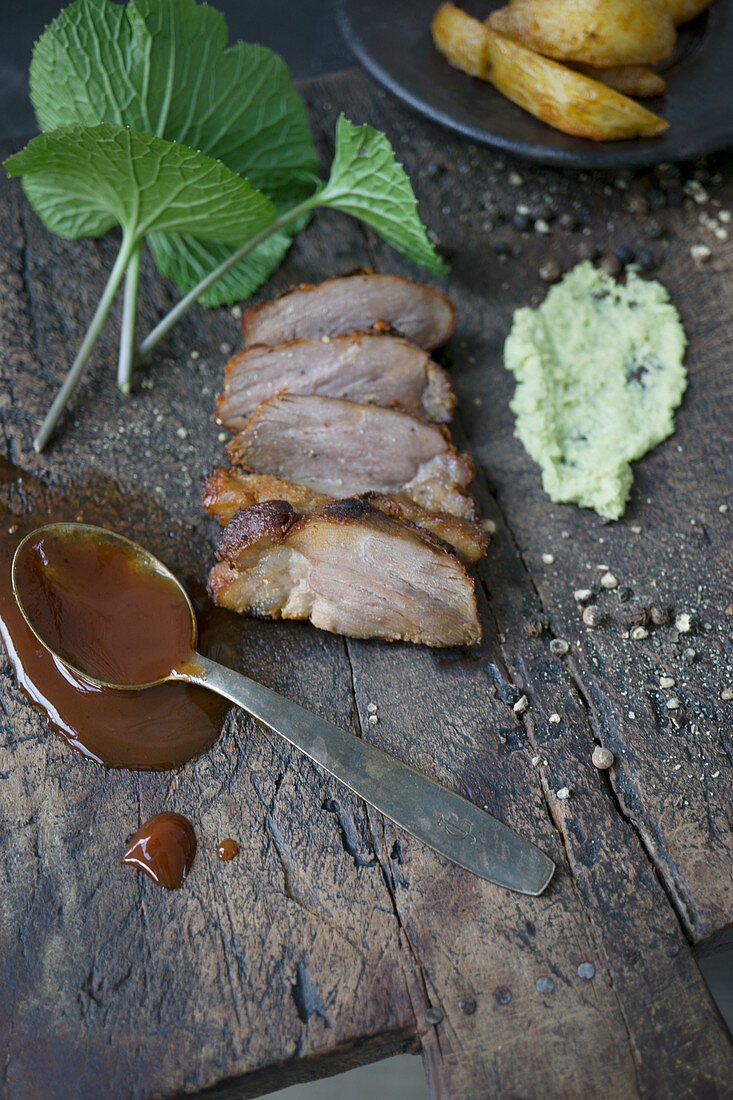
[5,123,275,246]
[146,230,293,308]
[30,0,318,301]
[317,116,448,276]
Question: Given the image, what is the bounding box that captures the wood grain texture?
[1,69,732,1099]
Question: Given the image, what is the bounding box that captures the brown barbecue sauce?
[14,525,194,686]
[0,489,230,770]
[216,838,239,861]
[122,812,196,889]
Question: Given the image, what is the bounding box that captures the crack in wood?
[475,463,703,946]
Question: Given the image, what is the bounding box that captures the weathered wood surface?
[1,69,732,1099]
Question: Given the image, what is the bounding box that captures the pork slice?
[201,467,487,564]
[209,498,481,646]
[202,468,330,522]
[226,395,474,515]
[360,491,487,564]
[242,272,456,350]
[216,332,455,430]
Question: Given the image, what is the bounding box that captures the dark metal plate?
[335,0,733,169]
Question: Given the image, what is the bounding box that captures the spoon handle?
[184,654,554,896]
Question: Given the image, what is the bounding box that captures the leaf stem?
[117,243,142,394]
[33,234,136,452]
[136,196,317,362]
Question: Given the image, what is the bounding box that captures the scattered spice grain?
[582,605,604,627]
[539,260,561,283]
[592,746,614,770]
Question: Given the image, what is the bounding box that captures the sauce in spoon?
[14,525,195,687]
[0,506,229,769]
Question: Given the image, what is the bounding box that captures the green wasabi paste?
[504,261,687,520]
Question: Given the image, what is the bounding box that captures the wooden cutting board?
[1,70,731,1099]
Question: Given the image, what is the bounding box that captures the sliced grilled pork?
[216,332,455,430]
[226,395,475,519]
[201,467,488,564]
[208,498,481,646]
[242,272,455,350]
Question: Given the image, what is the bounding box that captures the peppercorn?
[614,244,635,266]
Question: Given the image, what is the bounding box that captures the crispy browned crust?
[319,496,455,554]
[216,496,456,569]
[361,491,487,562]
[215,500,297,563]
[241,271,457,350]
[202,468,327,522]
[201,467,486,562]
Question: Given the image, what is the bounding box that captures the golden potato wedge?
[574,63,666,97]
[488,0,676,67]
[485,28,669,138]
[430,2,490,78]
[431,6,669,141]
[663,0,714,24]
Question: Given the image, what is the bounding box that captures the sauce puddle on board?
[0,509,231,770]
[122,812,197,889]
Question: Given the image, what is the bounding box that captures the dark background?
[0,0,352,139]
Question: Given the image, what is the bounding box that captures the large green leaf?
[4,124,275,246]
[317,116,448,276]
[31,0,318,301]
[146,229,294,308]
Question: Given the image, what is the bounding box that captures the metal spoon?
[13,523,554,896]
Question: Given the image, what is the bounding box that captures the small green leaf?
[4,124,275,246]
[317,116,448,276]
[31,0,318,300]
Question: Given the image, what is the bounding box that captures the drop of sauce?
[0,476,233,769]
[216,838,239,861]
[121,812,196,890]
[14,526,194,686]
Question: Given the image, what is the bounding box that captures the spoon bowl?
[13,523,199,691]
[11,522,555,896]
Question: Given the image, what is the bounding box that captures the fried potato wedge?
[574,63,666,97]
[431,5,669,141]
[486,31,669,138]
[488,0,676,67]
[663,0,714,24]
[430,1,490,77]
